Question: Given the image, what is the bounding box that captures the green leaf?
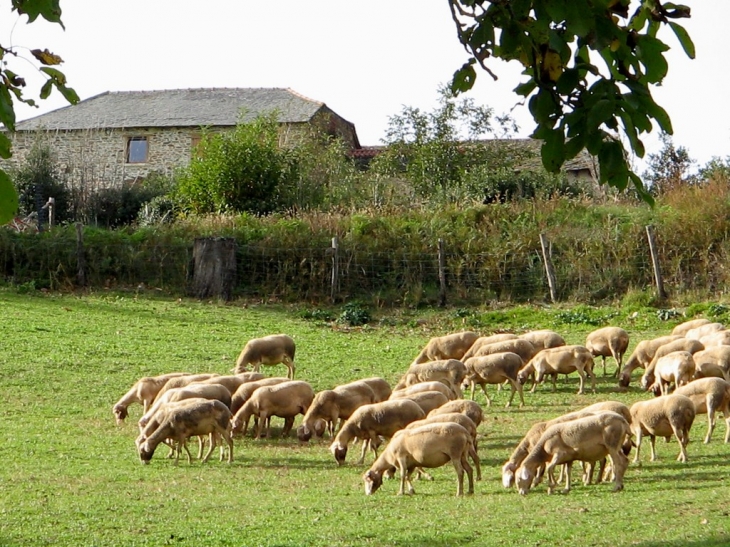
[598,139,628,187]
[514,80,537,97]
[0,132,12,159]
[669,22,695,59]
[0,86,16,131]
[630,172,654,206]
[529,89,558,124]
[0,169,19,225]
[451,62,477,94]
[587,99,615,131]
[635,34,669,83]
[40,66,67,85]
[39,79,53,100]
[13,0,64,28]
[56,84,79,105]
[541,129,565,172]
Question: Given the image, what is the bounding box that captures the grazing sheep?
[501,401,632,488]
[460,333,519,361]
[672,318,711,336]
[515,411,630,495]
[411,331,480,365]
[329,399,426,465]
[684,322,725,341]
[585,326,630,377]
[232,334,296,379]
[405,412,482,481]
[402,391,450,415]
[641,351,696,395]
[113,372,190,424]
[463,352,525,408]
[230,380,314,438]
[520,330,566,350]
[618,335,683,387]
[297,380,377,442]
[362,422,475,496]
[629,394,696,463]
[137,399,233,464]
[698,329,730,348]
[469,339,537,365]
[641,339,705,390]
[694,361,730,382]
[394,359,467,398]
[153,373,221,403]
[230,377,290,415]
[138,383,233,430]
[693,346,730,375]
[197,373,265,395]
[359,377,392,402]
[518,345,596,395]
[428,399,484,428]
[674,377,730,443]
[390,381,457,402]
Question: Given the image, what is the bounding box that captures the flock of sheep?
[112,319,730,496]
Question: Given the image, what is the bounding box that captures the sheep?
[501,401,632,489]
[137,399,234,464]
[428,399,484,428]
[230,380,314,438]
[517,345,596,395]
[404,412,482,481]
[232,333,296,379]
[693,346,730,376]
[198,373,265,395]
[520,330,566,350]
[641,351,696,395]
[460,333,519,361]
[685,322,725,341]
[297,380,377,442]
[698,329,730,348]
[411,331,480,364]
[674,377,730,443]
[359,377,392,402]
[362,422,475,496]
[113,372,191,424]
[618,335,684,387]
[229,377,290,415]
[694,361,730,382]
[329,398,426,465]
[138,383,232,430]
[402,390,450,415]
[469,338,537,365]
[641,339,705,390]
[585,326,630,377]
[394,359,467,398]
[153,373,221,403]
[671,318,711,336]
[463,352,525,408]
[389,381,457,402]
[629,394,696,463]
[515,411,630,495]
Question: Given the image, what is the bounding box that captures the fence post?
[75,222,86,287]
[539,233,558,303]
[438,238,447,307]
[645,225,667,300]
[330,236,339,303]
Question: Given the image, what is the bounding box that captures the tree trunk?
[191,237,237,301]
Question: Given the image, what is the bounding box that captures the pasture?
[1,290,729,547]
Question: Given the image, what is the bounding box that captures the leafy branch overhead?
[0,0,78,224]
[449,0,695,203]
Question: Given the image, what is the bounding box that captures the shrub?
[12,143,71,226]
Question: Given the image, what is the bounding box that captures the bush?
[338,301,371,326]
[12,144,71,226]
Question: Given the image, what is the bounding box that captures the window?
[126,137,148,163]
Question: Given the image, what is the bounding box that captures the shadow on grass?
[632,538,730,547]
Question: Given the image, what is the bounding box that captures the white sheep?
[693,346,730,376]
[618,335,683,387]
[501,401,632,489]
[515,411,630,495]
[230,380,314,438]
[428,399,484,428]
[153,373,221,403]
[232,333,296,379]
[641,339,704,391]
[520,330,566,350]
[329,398,426,465]
[671,318,711,336]
[362,422,475,496]
[641,350,695,395]
[698,329,730,348]
[389,381,457,402]
[463,352,525,407]
[112,372,190,424]
[468,338,537,364]
[394,359,467,398]
[411,331,480,364]
[585,326,630,377]
[297,380,377,442]
[673,377,730,443]
[402,390,450,415]
[359,377,392,402]
[138,383,232,430]
[460,333,519,361]
[198,372,265,395]
[517,345,596,395]
[137,398,234,464]
[230,377,291,415]
[684,322,724,341]
[694,361,730,382]
[629,394,696,463]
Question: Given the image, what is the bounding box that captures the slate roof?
[15,88,330,131]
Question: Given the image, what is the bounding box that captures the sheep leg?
[545,461,559,494]
[468,444,482,481]
[282,416,295,438]
[507,378,525,408]
[673,426,689,462]
[480,384,492,407]
[451,457,466,496]
[649,435,658,462]
[356,437,370,465]
[561,461,573,494]
[704,408,716,444]
[469,381,476,401]
[255,412,268,439]
[201,433,217,464]
[723,409,730,443]
[576,370,586,395]
[608,449,627,491]
[633,429,643,464]
[397,459,413,495]
[531,372,544,393]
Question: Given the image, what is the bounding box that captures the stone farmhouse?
[5,87,361,188]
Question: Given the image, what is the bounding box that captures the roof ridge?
[285,88,323,106]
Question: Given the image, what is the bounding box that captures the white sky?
[2,1,727,172]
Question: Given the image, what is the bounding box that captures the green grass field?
[1,290,729,547]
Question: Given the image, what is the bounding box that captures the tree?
[0,0,78,224]
[642,133,696,193]
[449,0,695,204]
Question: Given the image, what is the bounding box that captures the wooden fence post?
[75,222,86,287]
[191,237,237,301]
[645,225,667,300]
[330,237,339,303]
[539,233,558,303]
[438,238,447,307]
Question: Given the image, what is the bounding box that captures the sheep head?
[501,462,517,488]
[618,372,631,388]
[297,425,312,442]
[113,404,128,424]
[138,442,155,465]
[516,465,535,495]
[363,470,383,495]
[329,441,348,466]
